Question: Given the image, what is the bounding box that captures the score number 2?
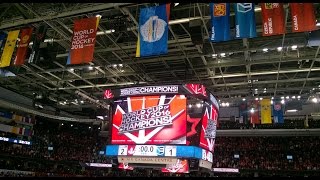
[118,145,128,155]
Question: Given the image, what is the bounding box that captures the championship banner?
[261,3,285,36]
[239,101,248,124]
[111,95,187,145]
[136,4,170,57]
[14,27,33,66]
[67,17,100,65]
[290,3,316,33]
[0,30,20,68]
[249,100,260,124]
[0,32,7,49]
[234,3,257,39]
[260,99,272,124]
[273,102,284,123]
[210,3,230,42]
[199,104,218,152]
[28,24,47,64]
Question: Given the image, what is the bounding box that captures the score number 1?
[165,146,177,157]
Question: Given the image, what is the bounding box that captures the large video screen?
[199,103,218,152]
[111,95,187,145]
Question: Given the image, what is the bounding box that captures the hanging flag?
[0,32,7,49]
[290,3,316,33]
[0,30,20,68]
[14,27,33,66]
[239,101,248,124]
[234,3,257,39]
[136,4,170,57]
[210,3,230,42]
[260,99,272,124]
[28,24,47,64]
[261,3,285,36]
[249,100,260,124]
[273,102,284,123]
[67,17,100,65]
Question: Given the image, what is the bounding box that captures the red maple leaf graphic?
[186,115,201,145]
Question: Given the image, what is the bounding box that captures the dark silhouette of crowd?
[0,116,320,177]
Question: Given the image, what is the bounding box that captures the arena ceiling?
[0,3,319,117]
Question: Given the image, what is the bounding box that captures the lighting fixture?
[277,47,283,51]
[297,96,301,99]
[89,126,91,129]
[69,68,74,72]
[259,97,263,100]
[291,45,297,50]
[221,102,226,107]
[226,102,229,107]
[242,98,246,101]
[111,29,115,33]
[96,14,102,18]
[281,100,285,104]
[71,124,73,127]
[312,97,318,103]
[271,97,274,100]
[188,104,192,108]
[212,54,218,58]
[286,96,290,99]
[255,98,258,100]
[292,96,296,99]
[61,123,64,126]
[250,108,254,113]
[196,103,201,108]
[220,53,226,57]
[174,3,179,6]
[118,64,123,67]
[88,66,94,70]
[281,97,284,99]
[262,48,268,52]
[316,22,320,27]
[80,100,84,104]
[271,100,273,105]
[287,109,298,113]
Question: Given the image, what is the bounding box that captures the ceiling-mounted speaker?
[189,19,203,45]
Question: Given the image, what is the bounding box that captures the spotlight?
[89,126,91,129]
[71,124,73,127]
[292,96,296,99]
[96,14,102,18]
[271,97,274,100]
[262,48,268,52]
[69,68,74,72]
[312,97,318,103]
[291,45,297,50]
[61,123,64,126]
[174,3,179,7]
[212,54,218,58]
[196,103,201,108]
[221,102,226,107]
[271,100,273,105]
[259,97,263,100]
[80,100,84,104]
[220,53,226,57]
[226,102,229,107]
[242,98,246,101]
[255,98,258,101]
[118,64,123,67]
[277,47,283,51]
[250,108,254,113]
[286,96,290,99]
[281,97,284,99]
[188,104,192,108]
[88,66,94,70]
[281,100,285,104]
[297,96,301,99]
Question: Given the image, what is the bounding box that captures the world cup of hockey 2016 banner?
[28,25,47,64]
[273,102,284,124]
[234,3,257,39]
[136,4,170,58]
[14,27,33,66]
[290,3,317,33]
[239,102,248,124]
[67,17,100,65]
[210,3,230,42]
[0,30,20,68]
[261,3,285,36]
[260,99,272,124]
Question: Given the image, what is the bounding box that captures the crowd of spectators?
[1,116,320,177]
[213,137,320,172]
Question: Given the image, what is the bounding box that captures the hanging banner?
[136,4,170,57]
[290,3,316,33]
[234,3,257,39]
[0,32,7,49]
[28,25,47,64]
[273,102,284,123]
[0,30,20,68]
[210,3,230,42]
[14,27,33,66]
[239,101,248,124]
[260,99,272,124]
[261,3,285,36]
[249,100,260,124]
[67,17,100,65]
